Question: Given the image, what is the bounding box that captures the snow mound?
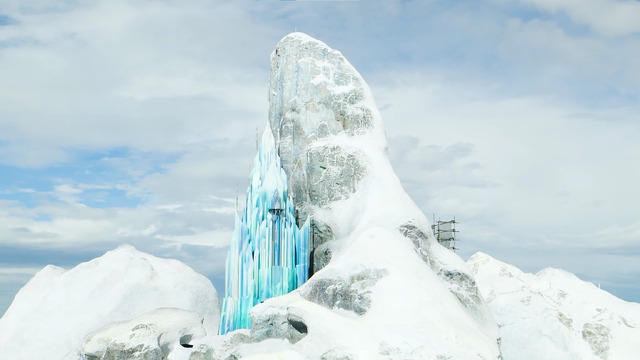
[0,245,219,360]
[468,252,640,360]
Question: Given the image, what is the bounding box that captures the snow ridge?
[469,252,640,360]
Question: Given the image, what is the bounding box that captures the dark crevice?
[287,316,308,334]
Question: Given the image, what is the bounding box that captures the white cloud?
[520,0,640,36]
[0,0,274,167]
[156,229,234,248]
[0,267,42,277]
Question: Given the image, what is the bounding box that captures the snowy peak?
[469,251,640,360]
[269,32,388,225]
[270,31,384,144]
[268,32,421,238]
[245,33,503,359]
[279,31,325,44]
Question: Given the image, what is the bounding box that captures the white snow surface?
[246,228,500,359]
[0,245,219,360]
[469,252,640,360]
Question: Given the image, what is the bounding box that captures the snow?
[0,245,219,360]
[80,307,206,360]
[241,226,500,359]
[468,252,640,360]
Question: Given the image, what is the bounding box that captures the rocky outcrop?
[250,306,308,344]
[300,268,387,315]
[268,33,383,258]
[80,308,205,360]
[186,331,251,360]
[582,323,611,360]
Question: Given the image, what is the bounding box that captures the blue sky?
[1,0,640,315]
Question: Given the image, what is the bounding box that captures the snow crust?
[0,245,219,360]
[469,252,640,360]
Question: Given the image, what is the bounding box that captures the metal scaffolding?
[431,215,459,251]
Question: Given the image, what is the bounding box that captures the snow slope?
[0,245,219,360]
[468,252,640,360]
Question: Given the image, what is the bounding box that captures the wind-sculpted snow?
[218,127,310,335]
[469,252,640,360]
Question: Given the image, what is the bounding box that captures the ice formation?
[218,127,310,335]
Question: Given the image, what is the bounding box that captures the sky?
[1,0,639,316]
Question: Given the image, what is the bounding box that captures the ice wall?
[218,127,310,335]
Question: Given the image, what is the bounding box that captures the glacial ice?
[218,127,310,335]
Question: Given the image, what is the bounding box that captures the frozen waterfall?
[218,127,310,335]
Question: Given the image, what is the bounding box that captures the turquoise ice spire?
[218,126,310,335]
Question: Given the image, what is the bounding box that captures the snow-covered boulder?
[0,245,219,360]
[468,252,640,360]
[80,308,206,360]
[173,330,252,360]
[213,32,502,359]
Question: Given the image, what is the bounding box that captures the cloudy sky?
[1,0,639,315]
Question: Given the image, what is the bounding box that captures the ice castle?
[218,127,310,335]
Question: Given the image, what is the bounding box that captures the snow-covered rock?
[80,308,206,360]
[177,330,251,360]
[0,245,219,360]
[468,252,640,360]
[210,32,502,359]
